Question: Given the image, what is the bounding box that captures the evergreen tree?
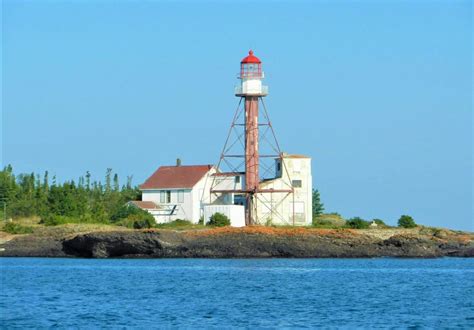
[105,168,112,193]
[312,189,324,218]
[113,173,119,192]
[43,171,49,192]
[85,171,91,191]
[126,175,133,190]
[398,215,417,228]
[78,176,85,189]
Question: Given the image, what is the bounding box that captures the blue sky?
[2,1,472,230]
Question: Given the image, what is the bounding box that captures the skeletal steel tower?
[211,50,293,226]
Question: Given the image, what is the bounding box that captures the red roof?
[128,201,158,209]
[241,50,261,64]
[140,165,213,189]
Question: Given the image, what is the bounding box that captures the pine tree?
[85,171,91,191]
[105,168,112,193]
[113,173,119,192]
[126,175,133,190]
[43,171,49,192]
[312,189,324,218]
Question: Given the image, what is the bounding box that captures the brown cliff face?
[2,227,472,258]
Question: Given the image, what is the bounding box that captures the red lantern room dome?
[241,50,261,64]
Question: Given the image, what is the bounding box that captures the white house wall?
[191,167,217,223]
[256,157,312,226]
[141,188,193,223]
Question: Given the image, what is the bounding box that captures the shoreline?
[1,226,473,259]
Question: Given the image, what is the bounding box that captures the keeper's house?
[130,164,215,223]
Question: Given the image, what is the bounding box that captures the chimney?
[176,158,182,166]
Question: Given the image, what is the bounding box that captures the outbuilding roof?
[128,201,159,209]
[140,165,213,189]
[281,153,311,159]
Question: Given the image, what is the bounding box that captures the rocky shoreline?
[1,226,473,258]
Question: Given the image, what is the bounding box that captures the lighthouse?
[135,50,312,227]
[207,50,311,227]
[236,51,268,222]
[236,50,268,225]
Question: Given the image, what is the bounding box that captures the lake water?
[1,258,473,328]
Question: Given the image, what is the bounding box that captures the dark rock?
[1,229,473,258]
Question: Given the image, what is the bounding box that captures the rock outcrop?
[1,227,472,258]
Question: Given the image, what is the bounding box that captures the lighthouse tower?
[210,50,295,226]
[236,51,268,225]
[236,51,267,192]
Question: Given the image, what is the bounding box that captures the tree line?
[0,165,141,223]
[0,165,417,229]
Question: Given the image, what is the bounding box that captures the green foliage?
[313,213,346,228]
[346,217,370,229]
[155,219,194,229]
[118,214,155,229]
[110,204,155,229]
[40,215,75,226]
[398,215,417,228]
[2,222,34,234]
[312,189,324,221]
[198,216,204,225]
[208,212,231,227]
[40,214,107,226]
[0,165,141,225]
[110,204,142,222]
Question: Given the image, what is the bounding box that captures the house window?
[277,162,281,172]
[292,180,302,188]
[177,190,184,203]
[160,190,171,203]
[235,176,240,184]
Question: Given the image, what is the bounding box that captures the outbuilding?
[137,164,215,223]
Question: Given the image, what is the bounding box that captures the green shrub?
[110,204,155,229]
[118,214,155,229]
[398,215,417,228]
[208,212,230,227]
[346,217,370,229]
[2,222,34,234]
[110,204,143,222]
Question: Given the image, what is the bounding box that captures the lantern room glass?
[240,63,262,78]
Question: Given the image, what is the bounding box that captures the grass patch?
[40,215,109,226]
[155,219,207,230]
[2,222,34,234]
[313,213,347,228]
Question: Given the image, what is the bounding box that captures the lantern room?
[240,50,263,79]
[236,50,268,96]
